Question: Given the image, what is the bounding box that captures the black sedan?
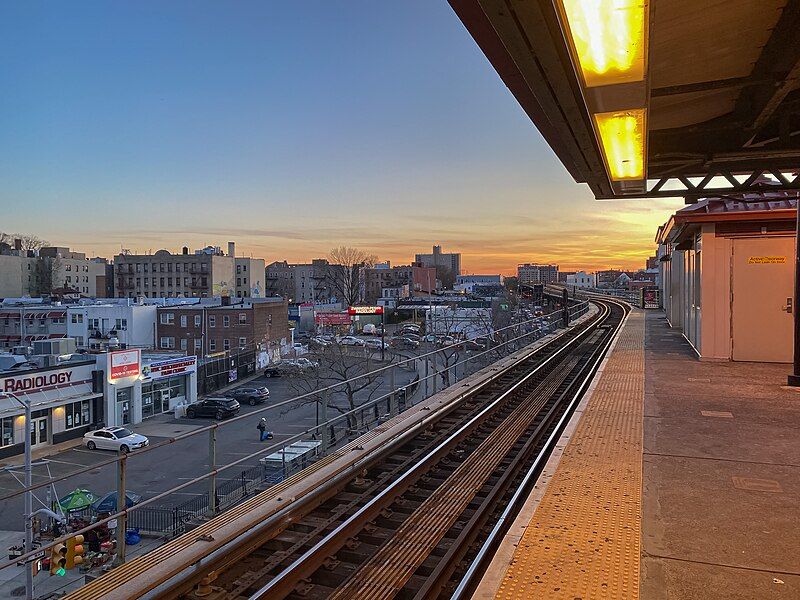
[186,397,240,419]
[227,387,270,406]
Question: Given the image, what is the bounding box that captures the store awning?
[47,311,67,318]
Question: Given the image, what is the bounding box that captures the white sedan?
[84,427,149,453]
[339,336,366,346]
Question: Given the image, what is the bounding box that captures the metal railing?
[0,300,592,569]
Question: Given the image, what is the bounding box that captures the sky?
[0,1,682,275]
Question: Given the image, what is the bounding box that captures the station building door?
[731,237,794,362]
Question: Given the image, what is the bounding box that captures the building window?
[180,315,187,328]
[115,318,127,330]
[209,315,216,327]
[239,337,247,348]
[194,315,201,327]
[209,339,216,351]
[1,417,14,447]
[223,339,230,351]
[89,318,100,330]
[65,400,91,430]
[71,314,83,324]
[238,313,246,324]
[180,338,188,351]
[223,315,230,328]
[194,338,202,350]
[160,277,165,287]
[160,313,174,325]
[160,336,175,349]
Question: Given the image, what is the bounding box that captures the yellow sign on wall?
[748,256,786,264]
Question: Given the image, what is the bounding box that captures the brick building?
[155,297,289,356]
[114,242,264,300]
[362,263,437,304]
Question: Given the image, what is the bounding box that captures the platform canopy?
[449,0,800,200]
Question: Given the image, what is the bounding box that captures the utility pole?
[5,393,33,600]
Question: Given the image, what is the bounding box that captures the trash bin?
[125,528,140,545]
[174,404,187,419]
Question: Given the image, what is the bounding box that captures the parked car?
[401,324,421,334]
[462,340,482,351]
[391,337,420,350]
[340,336,366,346]
[438,336,459,347]
[365,339,389,350]
[186,397,240,419]
[264,363,298,377]
[227,387,270,406]
[293,357,319,370]
[362,323,377,335]
[84,427,149,453]
[402,332,421,342]
[310,336,332,348]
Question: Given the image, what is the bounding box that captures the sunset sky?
[0,1,682,275]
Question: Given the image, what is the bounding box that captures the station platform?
[475,309,800,600]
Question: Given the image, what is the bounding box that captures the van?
[362,324,377,335]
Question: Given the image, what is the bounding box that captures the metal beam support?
[595,168,800,200]
[114,453,127,565]
[789,206,800,386]
[209,428,217,514]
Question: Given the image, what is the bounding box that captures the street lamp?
[3,391,33,600]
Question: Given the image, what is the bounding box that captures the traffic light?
[66,535,85,569]
[49,542,67,576]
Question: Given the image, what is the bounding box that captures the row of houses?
[0,296,289,357]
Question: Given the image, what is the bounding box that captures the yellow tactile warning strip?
[495,309,644,600]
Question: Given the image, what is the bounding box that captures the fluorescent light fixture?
[594,109,645,181]
[559,0,647,87]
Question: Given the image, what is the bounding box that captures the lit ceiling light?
[594,109,645,181]
[559,0,648,87]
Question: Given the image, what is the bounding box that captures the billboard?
[142,355,197,379]
[315,312,351,325]
[109,349,141,380]
[348,306,384,315]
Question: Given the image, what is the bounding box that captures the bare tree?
[287,344,392,431]
[33,256,63,296]
[15,234,49,254]
[326,246,377,307]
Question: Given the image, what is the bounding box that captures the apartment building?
[0,305,68,349]
[114,242,262,299]
[155,297,289,356]
[517,263,559,285]
[66,302,157,350]
[39,247,108,297]
[415,245,461,277]
[362,263,437,304]
[0,245,107,298]
[265,259,333,303]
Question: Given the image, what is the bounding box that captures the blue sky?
[0,1,680,273]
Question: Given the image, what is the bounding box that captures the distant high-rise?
[517,263,559,285]
[415,245,461,276]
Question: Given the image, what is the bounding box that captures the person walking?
[257,418,267,441]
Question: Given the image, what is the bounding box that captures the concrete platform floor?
[642,312,800,599]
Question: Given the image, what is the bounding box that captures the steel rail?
[60,304,601,600]
[246,304,607,600]
[449,298,630,600]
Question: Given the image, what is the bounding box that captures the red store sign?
[109,350,141,380]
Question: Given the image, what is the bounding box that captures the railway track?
[63,297,626,600]
[178,299,626,600]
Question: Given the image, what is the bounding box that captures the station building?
[656,193,796,362]
[0,349,198,459]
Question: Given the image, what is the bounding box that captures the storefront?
[0,360,102,459]
[0,350,199,458]
[140,355,198,419]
